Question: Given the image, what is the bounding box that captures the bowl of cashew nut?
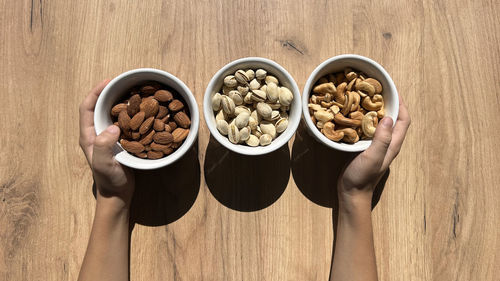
[302,54,399,152]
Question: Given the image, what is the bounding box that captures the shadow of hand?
[204,135,290,212]
[130,145,200,226]
[291,122,389,211]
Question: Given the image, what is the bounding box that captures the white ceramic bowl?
[204,57,301,155]
[94,68,199,170]
[302,54,399,152]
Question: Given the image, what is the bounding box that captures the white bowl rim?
[302,54,399,152]
[94,68,199,170]
[203,57,301,156]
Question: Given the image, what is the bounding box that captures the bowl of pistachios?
[204,57,301,155]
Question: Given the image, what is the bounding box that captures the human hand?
[338,95,411,204]
[79,80,135,207]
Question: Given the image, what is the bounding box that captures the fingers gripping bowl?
[302,55,399,152]
[204,57,301,155]
[94,68,199,170]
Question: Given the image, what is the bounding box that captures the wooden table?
[1,0,499,280]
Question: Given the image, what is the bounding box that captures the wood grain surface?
[1,0,499,280]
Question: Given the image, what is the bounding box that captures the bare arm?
[330,95,411,281]
[78,81,135,281]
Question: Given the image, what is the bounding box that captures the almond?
[118,111,131,131]
[160,114,170,123]
[144,144,152,151]
[131,131,141,140]
[127,94,141,116]
[172,128,189,143]
[120,139,144,154]
[129,111,145,131]
[168,99,184,112]
[139,129,155,145]
[147,150,164,159]
[135,152,147,158]
[174,111,191,129]
[168,121,177,130]
[139,116,154,135]
[150,142,173,153]
[153,131,174,144]
[154,90,173,102]
[120,129,132,139]
[140,98,159,118]
[153,119,165,131]
[156,105,168,119]
[164,124,172,133]
[141,85,156,95]
[111,103,127,117]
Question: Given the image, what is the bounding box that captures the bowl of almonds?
[302,54,399,152]
[204,57,301,155]
[94,68,199,169]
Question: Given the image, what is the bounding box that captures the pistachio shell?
[216,120,229,135]
[224,75,238,88]
[246,134,260,147]
[255,69,267,80]
[251,89,267,102]
[275,118,288,133]
[256,102,272,119]
[259,134,273,146]
[212,93,223,111]
[239,126,250,142]
[249,79,261,90]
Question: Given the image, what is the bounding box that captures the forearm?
[78,195,130,281]
[330,195,378,281]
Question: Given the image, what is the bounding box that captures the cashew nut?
[337,128,359,143]
[335,82,347,103]
[349,111,364,121]
[364,78,382,94]
[334,113,361,127]
[377,103,385,118]
[350,91,360,112]
[321,122,344,141]
[314,109,334,122]
[355,80,375,96]
[313,82,337,96]
[361,96,383,111]
[341,91,355,115]
[347,78,356,91]
[362,111,378,138]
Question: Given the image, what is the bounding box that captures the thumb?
[365,117,393,165]
[92,125,120,169]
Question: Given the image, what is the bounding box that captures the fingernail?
[107,125,120,134]
[381,117,393,128]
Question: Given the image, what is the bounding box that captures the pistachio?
[228,123,240,144]
[275,118,288,133]
[216,119,229,135]
[260,84,267,94]
[239,126,250,142]
[222,95,235,115]
[237,85,249,95]
[234,105,251,116]
[212,93,223,111]
[252,127,263,138]
[255,69,267,80]
[269,102,281,110]
[265,75,279,85]
[260,122,277,139]
[251,109,261,123]
[235,112,250,128]
[235,69,249,84]
[264,110,280,121]
[259,134,273,146]
[266,82,279,102]
[249,79,260,90]
[224,75,238,88]
[244,92,253,104]
[256,102,272,119]
[215,109,226,121]
[228,90,243,105]
[245,69,255,81]
[248,116,258,130]
[246,134,260,146]
[250,89,267,102]
[222,86,233,95]
[279,86,294,106]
